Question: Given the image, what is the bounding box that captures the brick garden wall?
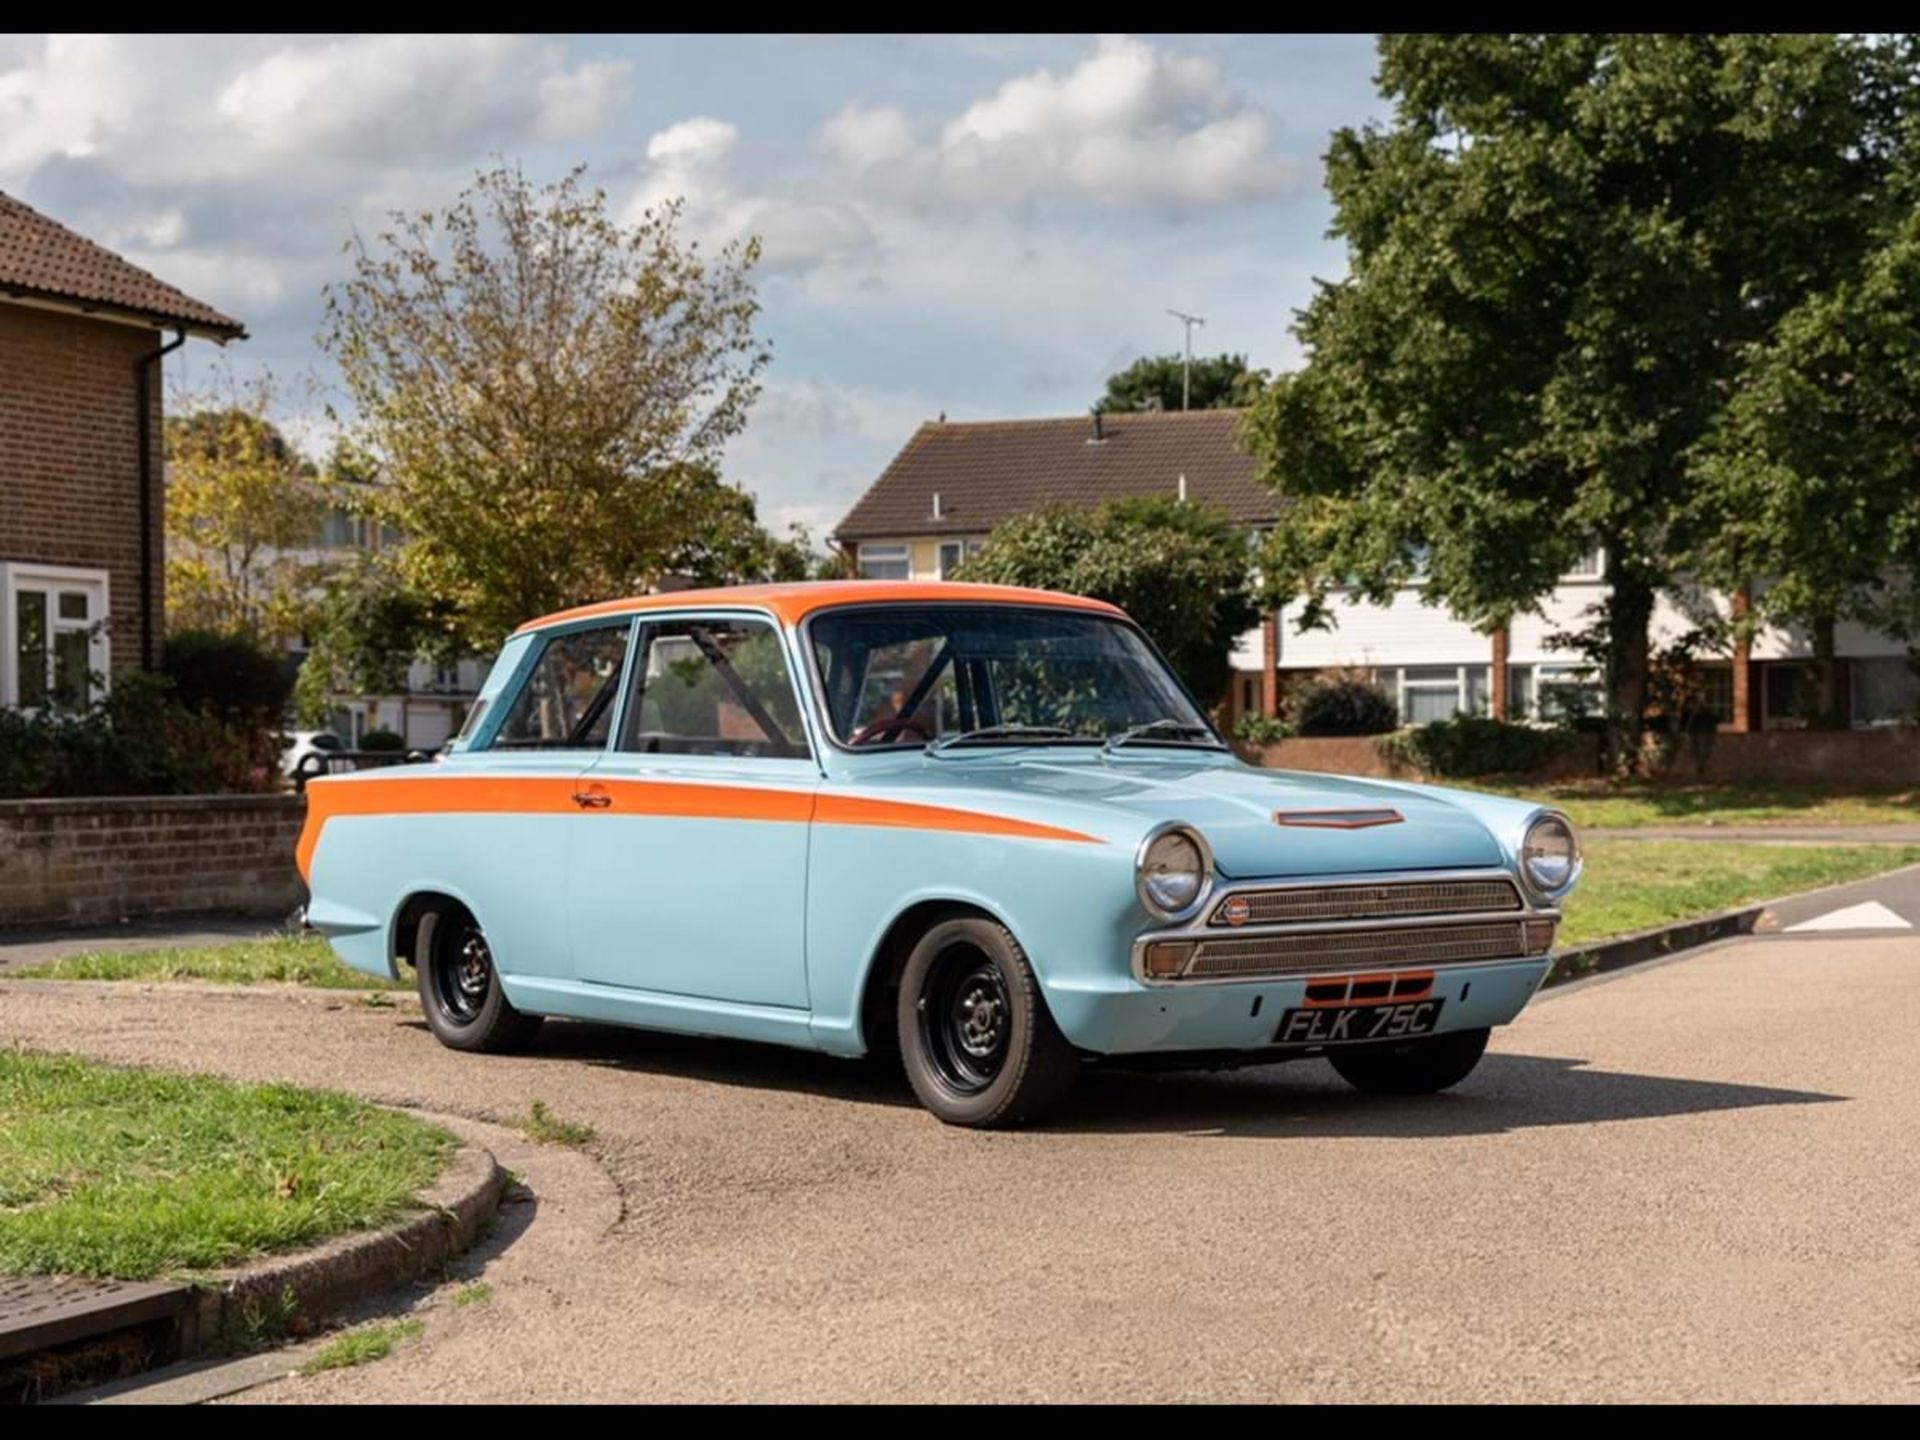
[0,794,304,929]
[0,304,165,672]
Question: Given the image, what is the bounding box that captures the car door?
[567,611,819,1008]
[444,617,636,983]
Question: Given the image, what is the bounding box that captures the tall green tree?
[1686,206,1920,725]
[321,164,773,651]
[1245,34,1912,760]
[1097,352,1267,413]
[956,497,1259,705]
[165,384,328,645]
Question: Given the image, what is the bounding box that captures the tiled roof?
[0,191,245,339]
[834,409,1275,542]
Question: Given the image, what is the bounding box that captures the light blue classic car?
[299,581,1581,1127]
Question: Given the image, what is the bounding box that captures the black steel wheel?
[897,916,1079,1128]
[415,900,543,1053]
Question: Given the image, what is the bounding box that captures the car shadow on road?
[1047,1052,1846,1139]
[483,1018,921,1110]
[436,1018,1846,1138]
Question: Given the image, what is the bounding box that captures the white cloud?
[0,34,630,184]
[627,116,873,269]
[832,34,1299,210]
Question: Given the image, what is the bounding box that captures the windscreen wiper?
[926,724,1076,756]
[1101,718,1225,754]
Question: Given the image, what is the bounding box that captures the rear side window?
[489,623,631,750]
[620,618,809,759]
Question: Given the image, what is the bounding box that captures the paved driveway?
[3,934,1917,1403]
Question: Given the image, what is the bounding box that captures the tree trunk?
[1810,614,1846,729]
[1604,569,1656,775]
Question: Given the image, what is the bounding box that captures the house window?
[1389,664,1489,724]
[857,544,910,581]
[1564,546,1605,581]
[2,564,109,711]
[1511,663,1603,722]
[1689,664,1735,726]
[1852,657,1920,727]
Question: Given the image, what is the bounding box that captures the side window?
[490,624,631,750]
[620,619,810,759]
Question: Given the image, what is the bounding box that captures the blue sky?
[0,33,1388,535]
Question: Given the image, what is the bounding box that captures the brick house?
[0,191,244,710]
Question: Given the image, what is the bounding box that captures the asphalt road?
[4,934,1918,1403]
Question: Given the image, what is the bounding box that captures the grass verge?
[9,933,408,991]
[300,1317,425,1375]
[0,1051,451,1279]
[521,1101,595,1148]
[1560,840,1920,947]
[1472,779,1920,831]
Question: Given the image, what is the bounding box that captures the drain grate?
[0,1274,191,1361]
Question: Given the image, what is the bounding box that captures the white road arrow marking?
[1784,900,1913,932]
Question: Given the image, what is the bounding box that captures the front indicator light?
[1524,919,1557,955]
[1143,941,1194,979]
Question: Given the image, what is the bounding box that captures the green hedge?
[1376,714,1575,778]
[1294,678,1399,736]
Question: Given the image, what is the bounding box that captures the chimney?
[1177,473,1188,502]
[1090,410,1105,443]
[931,491,943,521]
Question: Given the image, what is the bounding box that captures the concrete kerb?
[179,1132,505,1356]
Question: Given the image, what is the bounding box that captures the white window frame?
[856,544,911,581]
[1392,664,1487,724]
[1564,546,1606,582]
[0,562,111,710]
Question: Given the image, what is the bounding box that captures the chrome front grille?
[1184,921,1527,980]
[1208,877,1522,927]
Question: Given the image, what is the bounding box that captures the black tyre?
[897,917,1080,1128]
[1328,1026,1490,1095]
[415,902,543,1054]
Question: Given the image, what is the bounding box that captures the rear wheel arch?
[390,888,478,976]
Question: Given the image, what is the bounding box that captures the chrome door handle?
[572,789,612,809]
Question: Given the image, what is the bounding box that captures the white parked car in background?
[280,729,345,781]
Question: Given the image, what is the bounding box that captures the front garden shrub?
[0,673,270,799]
[1376,714,1575,778]
[163,629,296,728]
[1294,678,1398,736]
[1232,712,1294,745]
[358,728,407,752]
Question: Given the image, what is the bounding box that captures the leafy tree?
[165,384,328,645]
[292,553,456,726]
[1245,34,1912,764]
[1097,353,1267,413]
[1686,204,1920,726]
[956,496,1259,704]
[321,164,773,651]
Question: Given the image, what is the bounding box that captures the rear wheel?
[1328,1027,1489,1095]
[415,902,542,1053]
[897,917,1079,1128]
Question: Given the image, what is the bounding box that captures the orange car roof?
[512,581,1128,636]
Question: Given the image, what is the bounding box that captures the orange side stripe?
[297,774,1101,881]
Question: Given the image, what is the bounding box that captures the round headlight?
[1136,825,1210,920]
[1520,812,1582,899]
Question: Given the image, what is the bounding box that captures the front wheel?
[1328,1027,1490,1095]
[897,917,1079,1128]
[416,902,543,1054]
